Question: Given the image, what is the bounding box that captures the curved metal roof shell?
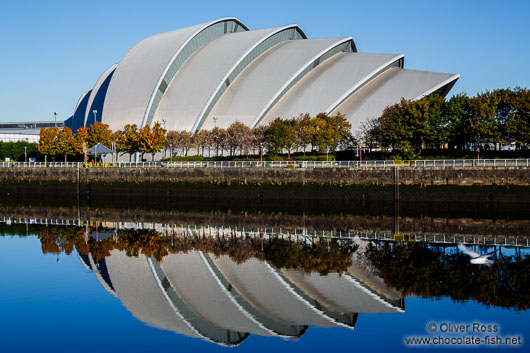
[105,250,202,338]
[261,52,404,125]
[72,90,91,132]
[205,38,355,129]
[153,26,305,132]
[280,270,404,314]
[73,18,459,134]
[212,255,356,328]
[84,64,118,127]
[84,247,406,345]
[332,67,460,130]
[102,18,248,131]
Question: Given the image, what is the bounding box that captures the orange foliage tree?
[87,121,113,147]
[56,126,77,162]
[37,127,60,163]
[138,122,167,161]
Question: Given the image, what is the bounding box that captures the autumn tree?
[192,130,210,156]
[56,126,77,162]
[117,124,140,161]
[251,126,266,156]
[226,121,253,156]
[315,112,353,153]
[137,122,167,161]
[37,127,59,164]
[167,130,193,156]
[296,113,313,153]
[75,126,90,155]
[210,127,227,157]
[87,121,113,147]
[166,130,178,158]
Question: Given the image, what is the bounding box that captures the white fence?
[1,159,530,169]
[3,216,529,248]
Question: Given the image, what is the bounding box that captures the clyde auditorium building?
[66,18,459,133]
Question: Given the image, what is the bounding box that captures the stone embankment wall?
[0,166,529,186]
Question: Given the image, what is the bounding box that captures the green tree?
[296,113,313,153]
[264,118,298,157]
[442,94,471,150]
[505,87,530,146]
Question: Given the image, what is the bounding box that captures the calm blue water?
[1,234,528,353]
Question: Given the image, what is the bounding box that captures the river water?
[0,208,528,353]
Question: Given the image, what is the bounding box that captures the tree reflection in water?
[37,225,357,274]
[366,242,530,310]
[34,224,530,310]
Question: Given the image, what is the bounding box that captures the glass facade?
[144,20,247,127]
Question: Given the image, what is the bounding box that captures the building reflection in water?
[78,248,404,346]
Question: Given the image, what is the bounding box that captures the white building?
[67,18,459,133]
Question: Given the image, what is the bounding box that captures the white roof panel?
[206,38,353,129]
[263,52,403,124]
[333,67,459,130]
[155,26,299,132]
[102,18,246,131]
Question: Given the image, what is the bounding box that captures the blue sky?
[1,0,529,122]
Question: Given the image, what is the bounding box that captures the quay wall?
[1,167,530,208]
[0,166,529,186]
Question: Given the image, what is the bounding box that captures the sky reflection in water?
[0,229,529,353]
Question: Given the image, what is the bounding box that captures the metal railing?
[1,159,530,169]
[3,216,529,248]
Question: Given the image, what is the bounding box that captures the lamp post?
[93,109,97,123]
[54,112,57,127]
[24,146,27,163]
[170,143,173,166]
[213,117,218,129]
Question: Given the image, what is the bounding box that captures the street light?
[170,143,173,166]
[54,112,57,127]
[93,109,97,123]
[24,146,27,163]
[213,117,218,128]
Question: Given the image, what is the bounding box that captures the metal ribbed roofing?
[102,18,247,131]
[154,26,302,132]
[90,248,403,345]
[74,18,459,134]
[332,67,460,130]
[84,64,118,126]
[206,38,354,129]
[262,52,403,125]
[105,250,201,338]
